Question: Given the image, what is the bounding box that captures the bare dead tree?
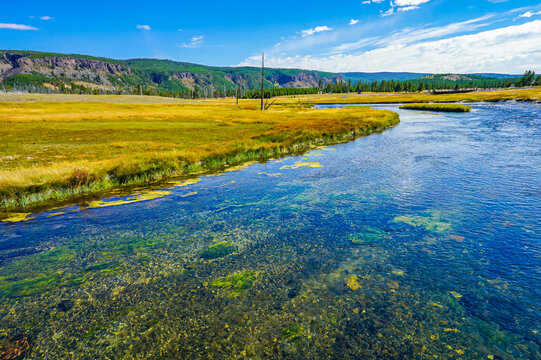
[264,98,275,110]
[261,52,264,111]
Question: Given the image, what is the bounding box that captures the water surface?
[0,103,540,359]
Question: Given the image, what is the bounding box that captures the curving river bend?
[0,103,540,359]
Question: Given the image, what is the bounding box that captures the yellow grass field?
[0,94,399,212]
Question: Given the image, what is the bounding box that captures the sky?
[1,0,540,74]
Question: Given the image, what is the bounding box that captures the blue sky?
[1,0,540,73]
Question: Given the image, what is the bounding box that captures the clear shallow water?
[0,103,540,359]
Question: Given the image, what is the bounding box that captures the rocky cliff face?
[267,72,342,88]
[0,52,131,86]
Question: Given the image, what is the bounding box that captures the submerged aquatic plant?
[200,242,238,260]
[347,227,390,244]
[281,325,305,343]
[210,271,255,297]
[345,275,361,291]
[280,161,323,170]
[394,210,451,232]
[86,190,171,208]
[1,212,33,223]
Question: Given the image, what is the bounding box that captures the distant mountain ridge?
[0,50,520,95]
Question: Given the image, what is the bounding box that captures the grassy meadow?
[399,103,472,112]
[1,87,538,213]
[0,94,399,212]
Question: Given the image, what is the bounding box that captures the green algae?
[171,178,201,187]
[280,161,323,170]
[0,273,62,298]
[200,242,238,260]
[345,274,362,290]
[210,271,255,297]
[258,172,283,177]
[180,191,197,197]
[281,324,305,342]
[347,227,390,244]
[1,212,33,223]
[47,211,65,218]
[394,210,451,232]
[87,190,171,208]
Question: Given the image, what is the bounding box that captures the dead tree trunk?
[261,52,265,111]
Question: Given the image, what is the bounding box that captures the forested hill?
[0,50,521,97]
[0,50,341,95]
[340,72,431,82]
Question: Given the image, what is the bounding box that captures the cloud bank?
[239,20,541,73]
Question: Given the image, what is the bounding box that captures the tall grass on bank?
[0,101,399,212]
[399,104,471,112]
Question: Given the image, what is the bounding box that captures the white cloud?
[40,16,54,21]
[0,23,38,31]
[349,19,359,25]
[394,0,430,6]
[383,0,431,16]
[397,6,419,12]
[376,15,492,47]
[362,0,385,3]
[239,20,541,74]
[181,35,204,48]
[519,11,541,18]
[136,24,151,31]
[300,25,333,37]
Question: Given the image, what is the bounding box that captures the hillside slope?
[0,51,341,94]
[0,50,520,95]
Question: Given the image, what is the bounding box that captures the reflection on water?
[0,103,540,359]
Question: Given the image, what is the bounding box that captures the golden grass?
[0,98,398,211]
[399,104,471,112]
[274,87,541,105]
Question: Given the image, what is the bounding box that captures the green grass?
[399,103,472,112]
[0,95,399,213]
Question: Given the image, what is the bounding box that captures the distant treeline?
[1,71,539,99]
[241,71,541,99]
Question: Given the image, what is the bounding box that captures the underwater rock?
[57,299,74,312]
[287,288,298,299]
[0,335,30,359]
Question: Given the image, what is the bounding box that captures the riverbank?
[0,97,399,215]
[399,103,471,112]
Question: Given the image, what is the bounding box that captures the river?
[0,102,539,359]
